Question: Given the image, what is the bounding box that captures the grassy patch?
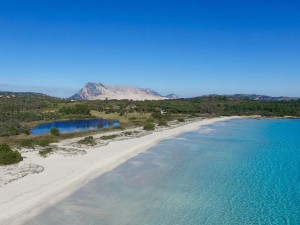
[39,147,53,157]
[124,131,139,136]
[178,117,185,122]
[158,119,168,126]
[20,139,35,148]
[100,134,119,140]
[77,136,96,146]
[38,138,51,147]
[91,111,152,127]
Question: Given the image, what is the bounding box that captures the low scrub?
[124,131,139,136]
[39,147,53,157]
[112,125,125,130]
[78,136,96,146]
[100,134,119,140]
[143,122,155,131]
[158,119,168,126]
[20,139,35,148]
[178,118,185,122]
[50,127,60,136]
[0,144,23,165]
[38,138,51,147]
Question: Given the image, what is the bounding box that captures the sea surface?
[30,119,120,136]
[28,119,300,225]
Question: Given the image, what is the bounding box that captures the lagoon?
[31,119,120,136]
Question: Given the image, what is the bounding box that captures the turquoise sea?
[28,119,300,225]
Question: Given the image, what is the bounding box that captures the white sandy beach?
[0,116,238,225]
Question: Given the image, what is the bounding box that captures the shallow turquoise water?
[28,119,300,225]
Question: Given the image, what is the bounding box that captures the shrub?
[20,139,35,148]
[152,112,163,119]
[100,135,118,140]
[39,147,53,157]
[78,136,97,146]
[158,119,168,126]
[143,122,155,131]
[50,127,60,136]
[38,139,50,147]
[112,125,124,130]
[178,118,185,122]
[22,126,31,135]
[59,104,90,115]
[0,144,23,165]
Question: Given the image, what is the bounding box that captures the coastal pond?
[30,119,120,136]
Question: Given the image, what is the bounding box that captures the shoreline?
[0,116,238,225]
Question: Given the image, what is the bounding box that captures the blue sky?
[0,0,299,97]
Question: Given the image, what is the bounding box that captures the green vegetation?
[20,139,35,148]
[39,148,53,157]
[178,118,185,122]
[100,134,119,140]
[59,104,91,115]
[158,119,168,126]
[50,127,60,136]
[143,122,155,131]
[1,93,300,147]
[0,144,23,165]
[0,92,94,138]
[78,136,96,146]
[38,138,51,147]
[124,131,133,136]
[87,97,300,119]
[124,131,140,136]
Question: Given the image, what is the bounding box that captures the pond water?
[30,119,120,136]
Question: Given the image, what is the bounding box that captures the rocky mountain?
[71,82,178,101]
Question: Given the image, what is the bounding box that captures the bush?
[39,147,53,157]
[178,118,185,122]
[22,126,31,135]
[59,104,90,115]
[158,119,168,126]
[78,136,96,146]
[143,122,155,131]
[38,139,50,147]
[50,127,60,136]
[112,125,124,130]
[20,139,35,148]
[0,144,23,165]
[100,135,118,140]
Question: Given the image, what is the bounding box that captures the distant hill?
[202,94,299,102]
[1,89,297,102]
[165,94,179,99]
[0,91,58,100]
[70,82,178,101]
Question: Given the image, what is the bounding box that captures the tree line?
[1,94,300,137]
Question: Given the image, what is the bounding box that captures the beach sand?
[0,116,238,225]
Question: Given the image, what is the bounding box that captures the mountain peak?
[70,82,178,101]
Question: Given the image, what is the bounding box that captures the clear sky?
[0,0,299,97]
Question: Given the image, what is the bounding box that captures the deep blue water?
[30,119,120,136]
[28,119,300,224]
